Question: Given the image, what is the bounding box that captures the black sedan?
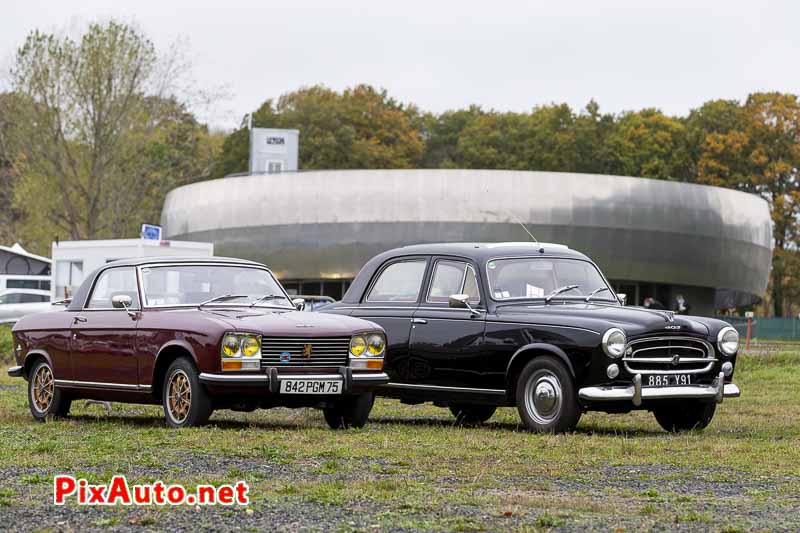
[322,242,741,433]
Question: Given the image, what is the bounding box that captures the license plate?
[279,379,342,395]
[645,374,692,387]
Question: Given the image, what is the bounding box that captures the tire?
[28,360,71,422]
[323,393,374,429]
[449,404,496,425]
[653,401,716,432]
[162,357,213,428]
[515,356,581,433]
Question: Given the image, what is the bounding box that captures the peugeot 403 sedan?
[322,242,741,433]
[7,257,389,428]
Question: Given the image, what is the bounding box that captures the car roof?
[0,289,51,296]
[104,256,265,268]
[390,242,589,261]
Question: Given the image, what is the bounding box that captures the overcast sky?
[2,0,798,130]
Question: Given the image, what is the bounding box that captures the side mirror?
[617,293,627,306]
[448,294,470,309]
[292,298,306,311]
[111,294,133,309]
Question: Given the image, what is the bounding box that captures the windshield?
[486,258,614,302]
[140,265,293,308]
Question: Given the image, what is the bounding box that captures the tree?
[419,106,484,168]
[696,92,800,316]
[2,21,218,253]
[215,84,423,176]
[604,108,691,180]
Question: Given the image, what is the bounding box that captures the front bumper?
[7,366,23,378]
[578,372,740,407]
[198,366,389,394]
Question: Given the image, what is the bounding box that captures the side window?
[428,261,467,303]
[463,266,481,304]
[0,294,22,304]
[86,268,140,309]
[366,260,427,303]
[428,261,481,304]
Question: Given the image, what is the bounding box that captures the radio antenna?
[507,210,539,245]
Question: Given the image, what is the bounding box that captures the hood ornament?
[665,311,675,323]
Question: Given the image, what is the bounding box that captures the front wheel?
[515,356,581,433]
[162,358,213,428]
[323,393,374,429]
[28,360,71,421]
[653,401,716,432]
[449,404,496,425]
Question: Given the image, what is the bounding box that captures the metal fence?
[717,316,800,341]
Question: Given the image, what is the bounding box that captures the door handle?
[74,315,88,323]
[411,318,427,324]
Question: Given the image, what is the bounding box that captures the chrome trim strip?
[278,374,343,380]
[351,372,389,381]
[383,382,506,395]
[199,373,269,384]
[54,379,149,391]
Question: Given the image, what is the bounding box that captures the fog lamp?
[607,363,620,379]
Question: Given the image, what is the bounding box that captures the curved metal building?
[161,169,773,315]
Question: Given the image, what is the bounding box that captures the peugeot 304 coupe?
[7,257,388,428]
[321,242,740,433]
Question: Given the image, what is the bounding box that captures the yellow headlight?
[350,336,367,356]
[242,336,260,357]
[367,334,385,356]
[222,334,241,357]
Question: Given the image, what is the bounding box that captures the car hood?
[494,303,714,337]
[200,308,381,337]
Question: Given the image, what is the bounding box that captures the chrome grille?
[623,336,716,375]
[260,336,350,368]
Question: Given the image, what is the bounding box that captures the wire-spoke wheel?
[162,357,213,428]
[167,370,192,425]
[515,356,581,433]
[28,360,71,422]
[32,364,54,414]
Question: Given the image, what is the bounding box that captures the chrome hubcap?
[167,370,191,424]
[524,370,562,425]
[32,365,54,414]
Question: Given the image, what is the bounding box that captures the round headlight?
[222,334,241,357]
[350,336,367,357]
[717,327,739,356]
[242,336,260,357]
[367,334,385,356]
[602,328,627,359]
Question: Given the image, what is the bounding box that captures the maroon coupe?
[6,257,389,428]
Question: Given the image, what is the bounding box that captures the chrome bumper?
[7,366,23,378]
[198,370,389,392]
[578,372,740,407]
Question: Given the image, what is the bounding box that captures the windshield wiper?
[585,286,611,303]
[544,285,580,303]
[198,294,249,307]
[249,294,289,308]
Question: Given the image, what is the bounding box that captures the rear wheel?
[162,358,213,428]
[449,404,496,424]
[28,360,71,421]
[515,356,581,433]
[653,401,716,432]
[323,393,374,429]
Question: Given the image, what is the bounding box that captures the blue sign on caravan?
[141,224,163,241]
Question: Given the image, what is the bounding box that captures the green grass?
[0,324,13,365]
[0,344,799,530]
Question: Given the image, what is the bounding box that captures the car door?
[348,257,429,383]
[70,266,141,387]
[409,258,488,388]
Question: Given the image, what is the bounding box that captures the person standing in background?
[674,294,691,315]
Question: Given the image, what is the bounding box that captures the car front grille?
[622,336,716,375]
[260,336,350,368]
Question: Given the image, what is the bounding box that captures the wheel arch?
[506,344,575,396]
[151,341,198,400]
[22,350,54,380]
